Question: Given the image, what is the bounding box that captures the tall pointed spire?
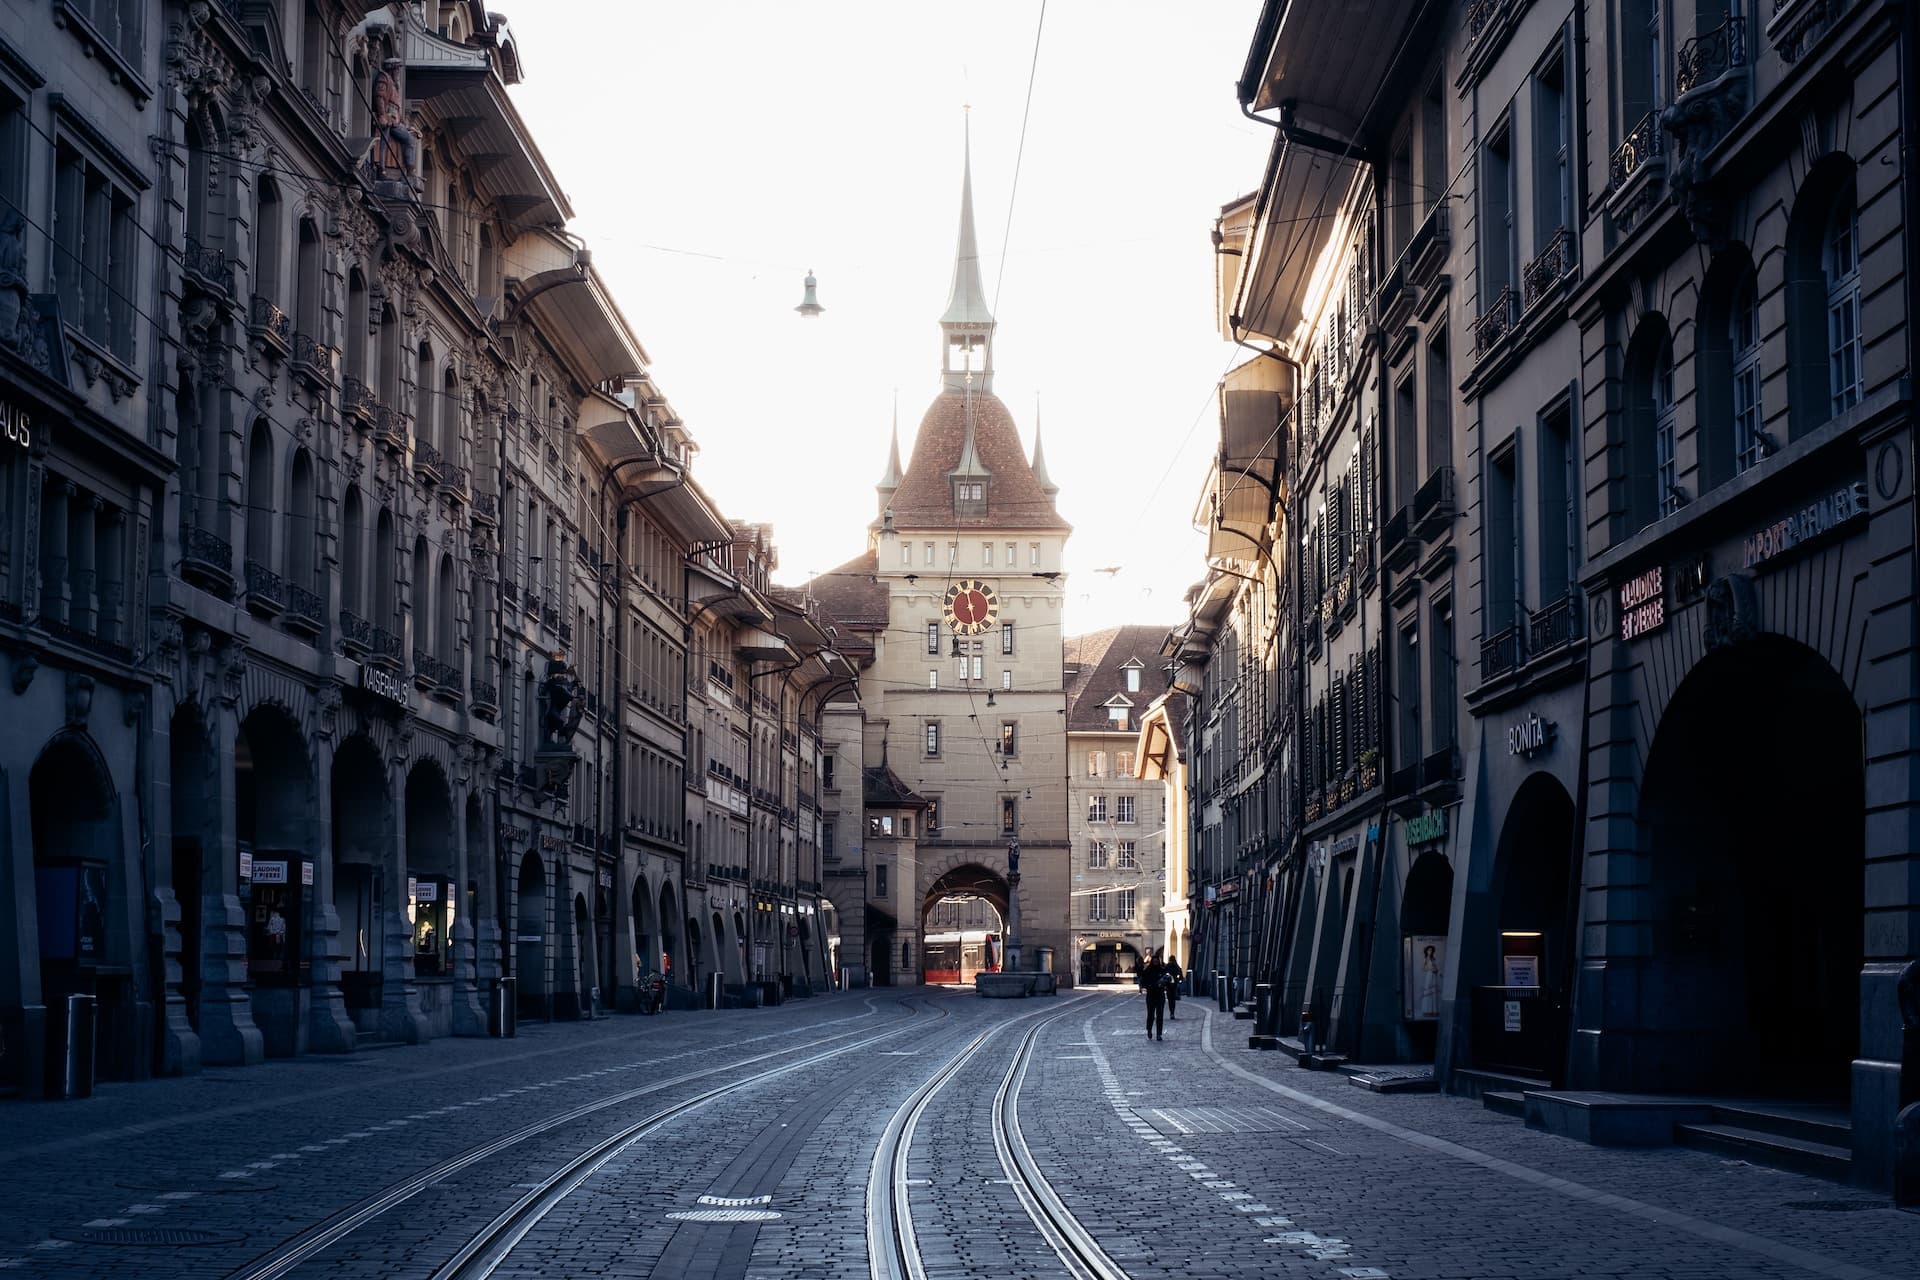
[877,392,904,516]
[940,110,996,393]
[1031,394,1059,496]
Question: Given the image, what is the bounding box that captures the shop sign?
[301,860,314,886]
[239,849,253,880]
[413,880,438,902]
[2,397,32,451]
[1503,1000,1522,1032]
[1506,713,1555,759]
[1618,567,1666,641]
[253,860,288,885]
[1503,954,1540,987]
[1743,481,1868,570]
[1330,833,1359,855]
[540,834,568,852]
[1403,812,1447,845]
[359,661,410,708]
[597,868,612,888]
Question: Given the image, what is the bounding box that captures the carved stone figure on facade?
[0,210,47,372]
[368,58,420,189]
[538,651,584,754]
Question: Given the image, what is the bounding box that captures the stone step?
[1247,1033,1282,1051]
[1453,1066,1552,1101]
[1230,1004,1256,1020]
[1483,1090,1528,1117]
[1707,1102,1851,1148]
[1675,1122,1852,1183]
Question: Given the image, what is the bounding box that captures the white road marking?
[82,1219,129,1228]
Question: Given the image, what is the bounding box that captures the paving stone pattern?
[1,988,1914,1279]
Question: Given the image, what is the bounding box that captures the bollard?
[1299,1008,1316,1056]
[1215,972,1229,1013]
[489,976,517,1037]
[707,972,724,1010]
[1255,983,1276,1035]
[46,993,95,1100]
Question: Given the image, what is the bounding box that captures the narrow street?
[0,991,1909,1279]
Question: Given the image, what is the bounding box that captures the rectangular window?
[1089,890,1109,922]
[982,541,993,566]
[926,797,940,833]
[1029,542,1040,567]
[947,542,958,565]
[1425,334,1451,482]
[1000,796,1017,834]
[1118,889,1136,920]
[1393,375,1419,514]
[1006,542,1017,566]
[1481,126,1517,308]
[1421,76,1447,215]
[1116,794,1136,824]
[823,820,836,859]
[924,542,935,566]
[1118,840,1137,870]
[900,816,912,838]
[821,753,835,791]
[927,621,940,654]
[1398,624,1423,763]
[1532,50,1570,252]
[1125,666,1140,692]
[0,84,25,222]
[1089,841,1109,869]
[53,139,138,360]
[875,863,888,896]
[1431,598,1457,752]
[901,542,912,566]
[1487,441,1521,631]
[971,654,983,680]
[1000,669,1012,690]
[1390,132,1414,260]
[1001,622,1014,654]
[1537,396,1577,604]
[927,670,938,690]
[1088,794,1108,823]
[999,721,1017,756]
[925,722,940,756]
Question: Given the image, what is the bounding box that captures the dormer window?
[954,479,987,516]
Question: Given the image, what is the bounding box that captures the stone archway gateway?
[919,864,1011,986]
[1630,636,1863,1097]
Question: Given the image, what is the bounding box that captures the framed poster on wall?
[1403,935,1446,1021]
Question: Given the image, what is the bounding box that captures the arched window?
[294,218,321,339]
[1618,318,1673,539]
[1730,275,1765,473]
[342,485,365,616]
[1824,190,1862,416]
[468,567,487,679]
[412,535,432,656]
[415,340,433,442]
[246,420,273,569]
[436,552,455,662]
[1653,338,1678,516]
[287,449,315,589]
[374,508,396,627]
[379,304,402,408]
[477,224,496,304]
[442,365,461,456]
[254,178,282,303]
[345,268,369,381]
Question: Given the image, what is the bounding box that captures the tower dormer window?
[954,479,987,515]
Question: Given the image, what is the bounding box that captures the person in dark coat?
[1163,954,1184,1019]
[1139,949,1168,1040]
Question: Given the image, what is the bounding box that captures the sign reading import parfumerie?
[1743,481,1868,570]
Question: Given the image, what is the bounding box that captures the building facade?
[1189,0,1920,1187]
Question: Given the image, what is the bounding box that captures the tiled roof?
[1064,624,1171,732]
[805,549,887,631]
[864,763,927,808]
[888,389,1070,532]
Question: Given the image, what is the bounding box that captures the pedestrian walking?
[1140,948,1168,1040]
[1163,954,1184,1020]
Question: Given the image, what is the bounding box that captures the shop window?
[411,877,452,976]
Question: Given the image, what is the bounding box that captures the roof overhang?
[733,626,794,663]
[412,74,571,227]
[1242,0,1425,124]
[689,559,773,626]
[1233,133,1362,349]
[506,235,646,384]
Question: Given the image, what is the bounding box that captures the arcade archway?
[1080,939,1143,985]
[236,706,317,1056]
[30,734,128,1077]
[1638,636,1862,1096]
[1470,775,1577,1082]
[632,875,658,984]
[658,883,681,988]
[404,762,456,985]
[516,852,547,1017]
[331,736,391,1027]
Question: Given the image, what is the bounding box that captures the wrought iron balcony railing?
[1472,285,1519,355]
[291,333,335,387]
[369,625,403,669]
[1522,225,1573,310]
[183,237,234,296]
[285,583,324,634]
[1480,621,1525,681]
[1676,14,1748,95]
[413,439,446,485]
[1609,110,1663,192]
[338,610,372,654]
[244,559,287,616]
[1528,590,1583,656]
[341,376,376,427]
[182,525,235,596]
[248,295,291,352]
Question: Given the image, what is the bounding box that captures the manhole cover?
[1784,1200,1881,1213]
[56,1226,246,1246]
[666,1208,782,1223]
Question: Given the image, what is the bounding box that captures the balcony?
[502,579,518,605]
[413,439,446,486]
[1381,505,1418,572]
[471,679,500,719]
[445,466,469,503]
[341,376,376,430]
[1666,17,1753,241]
[1677,15,1749,94]
[1606,110,1665,232]
[1420,747,1460,801]
[1405,203,1450,288]
[414,649,462,696]
[181,525,235,597]
[1522,226,1574,311]
[248,295,291,356]
[371,403,405,451]
[285,583,324,638]
[369,625,403,671]
[1412,467,1455,539]
[1528,591,1583,658]
[338,610,372,656]
[472,491,498,529]
[291,333,335,389]
[37,616,133,665]
[1388,761,1421,800]
[1471,285,1518,356]
[182,237,234,298]
[1480,621,1525,682]
[244,559,287,618]
[558,618,573,645]
[542,605,560,632]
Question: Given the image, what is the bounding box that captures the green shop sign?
[1403,812,1447,845]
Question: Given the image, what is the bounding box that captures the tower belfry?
[941,114,995,393]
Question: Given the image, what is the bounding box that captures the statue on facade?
[368,58,420,189]
[0,209,45,371]
[538,651,584,754]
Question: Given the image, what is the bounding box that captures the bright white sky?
[506,1,1270,634]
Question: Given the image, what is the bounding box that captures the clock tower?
[812,127,1073,986]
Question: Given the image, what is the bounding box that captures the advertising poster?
[1403,935,1446,1021]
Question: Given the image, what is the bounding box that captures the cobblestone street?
[0,988,1912,1279]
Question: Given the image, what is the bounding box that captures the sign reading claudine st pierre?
[1618,566,1665,641]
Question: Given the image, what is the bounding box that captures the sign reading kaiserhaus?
[359,661,409,708]
[1743,481,1868,570]
[1,397,31,451]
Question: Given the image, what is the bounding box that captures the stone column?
[305,728,354,1052]
[378,754,428,1044]
[199,698,263,1066]
[474,788,503,991]
[148,680,201,1076]
[448,778,485,1035]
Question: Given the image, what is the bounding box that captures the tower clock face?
[943,579,1000,635]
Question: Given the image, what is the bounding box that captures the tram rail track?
[227,997,934,1280]
[867,993,1129,1280]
